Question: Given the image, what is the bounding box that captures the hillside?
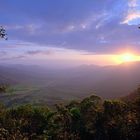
[0,94,139,140]
[0,62,140,106]
[122,86,140,102]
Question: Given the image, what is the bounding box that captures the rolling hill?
[0,62,140,106]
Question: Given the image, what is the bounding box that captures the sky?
[0,0,140,67]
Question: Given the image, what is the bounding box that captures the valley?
[0,62,140,106]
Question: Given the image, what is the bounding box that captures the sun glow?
[115,53,140,64]
[121,53,135,62]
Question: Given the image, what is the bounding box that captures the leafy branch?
[0,26,8,40]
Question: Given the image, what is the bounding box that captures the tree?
[0,84,9,93]
[0,26,8,40]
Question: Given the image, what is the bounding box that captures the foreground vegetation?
[0,89,140,140]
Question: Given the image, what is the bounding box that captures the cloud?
[122,12,140,24]
[0,51,7,56]
[0,55,25,61]
[12,55,25,59]
[26,50,54,55]
[128,0,138,7]
[0,0,140,54]
[122,0,140,25]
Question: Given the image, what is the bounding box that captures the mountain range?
[0,62,140,106]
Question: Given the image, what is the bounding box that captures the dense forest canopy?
[0,89,140,140]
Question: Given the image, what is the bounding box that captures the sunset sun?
[113,52,140,64]
[121,53,135,62]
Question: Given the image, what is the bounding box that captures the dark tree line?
[0,84,9,93]
[0,90,140,140]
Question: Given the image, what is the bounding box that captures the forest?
[0,0,140,139]
[0,87,140,140]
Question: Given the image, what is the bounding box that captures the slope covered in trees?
[0,90,140,140]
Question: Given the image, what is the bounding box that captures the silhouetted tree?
[0,84,9,93]
[0,26,8,40]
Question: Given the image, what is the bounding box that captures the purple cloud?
[26,50,54,55]
[0,0,140,54]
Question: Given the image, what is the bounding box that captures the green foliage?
[0,84,9,93]
[70,107,81,119]
[0,93,140,139]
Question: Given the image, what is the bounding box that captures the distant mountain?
[0,65,41,84]
[94,62,140,98]
[0,62,140,106]
[122,86,140,102]
[0,65,58,84]
[54,61,140,98]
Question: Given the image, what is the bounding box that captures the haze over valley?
[0,61,139,106]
